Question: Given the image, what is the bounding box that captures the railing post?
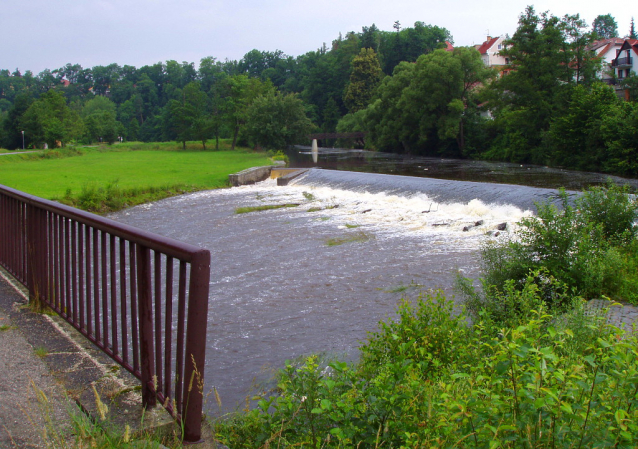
[181,250,211,443]
[136,244,156,408]
[26,204,44,308]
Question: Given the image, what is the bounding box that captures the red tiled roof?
[477,37,500,55]
[445,41,454,51]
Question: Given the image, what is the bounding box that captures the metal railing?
[0,184,211,443]
[612,56,633,67]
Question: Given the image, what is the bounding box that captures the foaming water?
[109,170,546,414]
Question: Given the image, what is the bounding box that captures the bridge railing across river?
[0,184,211,443]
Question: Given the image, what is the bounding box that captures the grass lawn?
[0,142,272,212]
[0,145,271,199]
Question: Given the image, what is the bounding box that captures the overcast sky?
[1,0,632,74]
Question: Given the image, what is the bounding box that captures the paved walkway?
[0,276,72,448]
[0,151,42,157]
[0,272,223,448]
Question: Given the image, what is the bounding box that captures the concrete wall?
[228,166,274,186]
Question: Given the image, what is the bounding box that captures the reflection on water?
[290,147,638,191]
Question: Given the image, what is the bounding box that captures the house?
[611,39,638,80]
[590,38,626,83]
[475,36,511,76]
[610,39,638,99]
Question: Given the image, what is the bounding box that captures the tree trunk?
[231,125,239,150]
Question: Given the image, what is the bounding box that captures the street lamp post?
[21,131,24,150]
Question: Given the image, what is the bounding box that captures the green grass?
[325,231,371,246]
[34,346,49,358]
[0,324,17,331]
[0,143,272,212]
[235,204,300,214]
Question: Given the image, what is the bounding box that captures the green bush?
[214,289,637,448]
[474,183,638,305]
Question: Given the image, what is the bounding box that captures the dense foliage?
[2,9,638,176]
[215,289,638,448]
[0,21,450,152]
[458,183,638,316]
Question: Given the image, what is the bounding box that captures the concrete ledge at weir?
[228,163,308,187]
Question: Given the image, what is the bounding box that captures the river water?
[108,149,638,415]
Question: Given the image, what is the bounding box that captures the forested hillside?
[2,8,638,176]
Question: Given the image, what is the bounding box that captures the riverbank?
[0,142,273,213]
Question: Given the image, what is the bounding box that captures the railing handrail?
[0,184,204,261]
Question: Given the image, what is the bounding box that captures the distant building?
[475,36,511,76]
[590,38,626,83]
[610,39,638,99]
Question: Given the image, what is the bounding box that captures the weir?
[109,168,551,415]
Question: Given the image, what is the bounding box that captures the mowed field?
[0,145,272,200]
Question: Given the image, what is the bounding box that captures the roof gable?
[477,37,500,55]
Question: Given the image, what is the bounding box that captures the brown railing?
[0,184,211,443]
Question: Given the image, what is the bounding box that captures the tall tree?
[244,91,315,149]
[20,90,82,148]
[166,81,212,149]
[592,14,618,39]
[221,75,272,150]
[487,7,598,163]
[630,17,637,39]
[343,48,383,113]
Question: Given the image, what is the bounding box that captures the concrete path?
[0,151,42,157]
[0,271,224,448]
[0,276,72,448]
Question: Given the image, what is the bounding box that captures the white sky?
[1,0,633,74]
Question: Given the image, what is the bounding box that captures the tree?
[487,7,599,163]
[221,75,272,150]
[547,83,620,170]
[166,81,212,149]
[1,92,34,149]
[630,17,637,39]
[20,90,82,148]
[399,47,493,155]
[592,14,618,39]
[244,91,314,150]
[343,48,383,113]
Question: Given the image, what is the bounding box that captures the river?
[108,149,638,415]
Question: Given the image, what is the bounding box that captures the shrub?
[474,183,638,304]
[215,289,637,448]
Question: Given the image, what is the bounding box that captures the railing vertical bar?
[54,214,61,311]
[136,245,156,408]
[130,243,140,373]
[78,223,85,329]
[71,220,78,324]
[175,260,187,412]
[93,228,100,341]
[182,251,210,443]
[110,234,119,356]
[85,224,93,336]
[21,202,26,282]
[38,208,48,305]
[101,231,108,348]
[154,251,163,396]
[46,212,54,303]
[120,238,129,364]
[64,217,72,318]
[164,257,174,400]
